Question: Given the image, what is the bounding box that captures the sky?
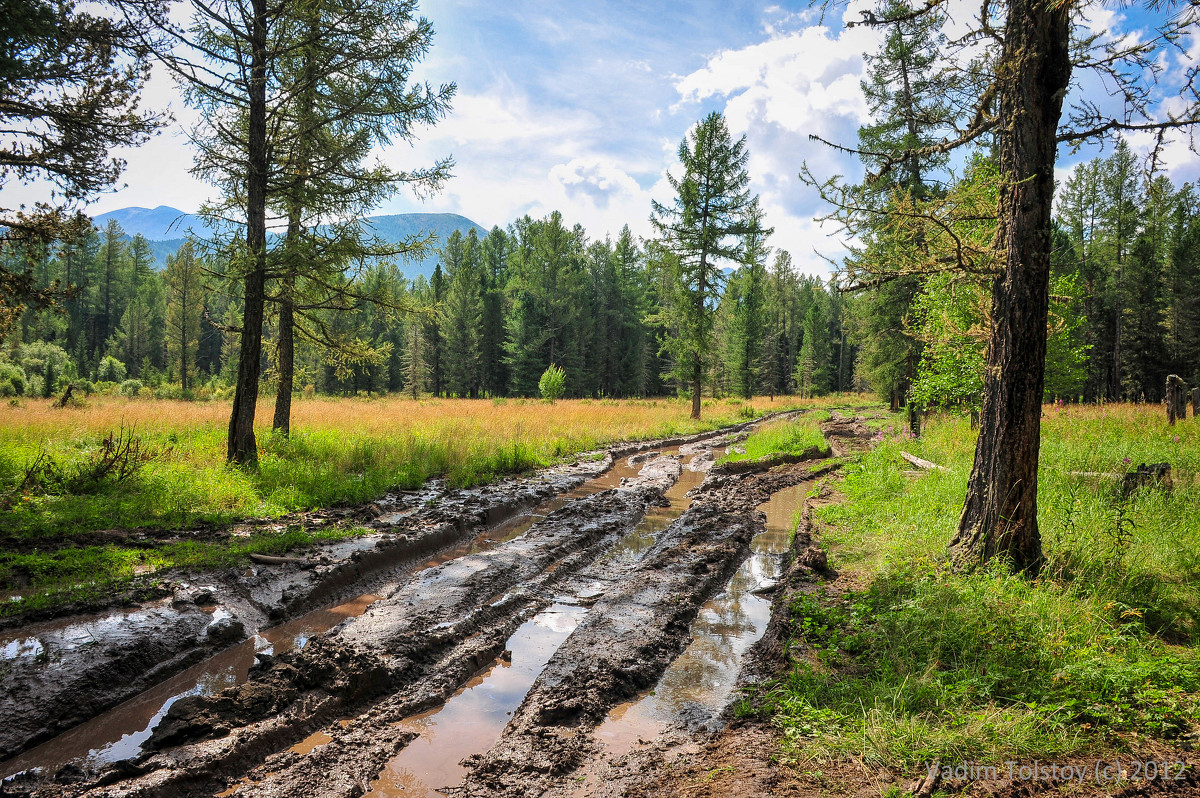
[13,0,1200,277]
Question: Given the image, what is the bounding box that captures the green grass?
[2,524,365,616]
[757,405,1200,773]
[0,394,819,617]
[718,411,832,464]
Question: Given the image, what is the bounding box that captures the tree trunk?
[950,0,1071,574]
[1167,374,1188,424]
[227,0,268,467]
[692,367,702,419]
[1192,387,1199,418]
[273,270,295,436]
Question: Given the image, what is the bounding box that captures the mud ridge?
[450,458,843,798]
[16,456,684,797]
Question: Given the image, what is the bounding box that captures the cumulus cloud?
[550,158,643,209]
[672,20,881,277]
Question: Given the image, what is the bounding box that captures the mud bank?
[451,457,843,798]
[1,411,840,797]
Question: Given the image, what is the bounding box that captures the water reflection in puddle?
[365,603,587,797]
[0,449,670,782]
[588,482,809,760]
[0,593,381,780]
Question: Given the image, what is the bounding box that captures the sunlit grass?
[0,394,832,539]
[718,411,832,464]
[763,403,1200,773]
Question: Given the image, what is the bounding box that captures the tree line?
[1,208,858,404]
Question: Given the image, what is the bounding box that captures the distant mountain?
[91,206,488,280]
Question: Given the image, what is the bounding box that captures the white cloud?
[672,22,880,277]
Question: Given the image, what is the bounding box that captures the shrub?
[0,362,26,397]
[538,364,566,402]
[120,379,145,397]
[96,356,127,383]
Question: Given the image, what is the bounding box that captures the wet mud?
[0,412,855,798]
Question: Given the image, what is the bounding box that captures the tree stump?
[54,383,75,408]
[1193,387,1199,418]
[1122,463,1172,497]
[907,402,922,438]
[1167,374,1188,424]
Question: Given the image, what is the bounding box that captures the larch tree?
[167,0,452,461]
[0,0,167,336]
[816,0,1200,572]
[650,111,757,419]
[165,241,204,392]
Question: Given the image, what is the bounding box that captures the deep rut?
[1,411,856,798]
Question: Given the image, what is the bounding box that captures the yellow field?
[0,393,822,444]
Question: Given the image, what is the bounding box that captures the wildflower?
[1122,456,1132,465]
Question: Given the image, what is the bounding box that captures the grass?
[756,403,1200,774]
[0,393,837,616]
[718,411,832,464]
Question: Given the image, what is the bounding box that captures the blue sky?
[13,0,1200,276]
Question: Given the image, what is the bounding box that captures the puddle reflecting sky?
[589,481,808,758]
[366,603,587,797]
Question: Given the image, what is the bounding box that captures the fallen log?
[248,553,312,565]
[900,451,948,472]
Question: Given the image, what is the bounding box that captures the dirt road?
[0,412,860,798]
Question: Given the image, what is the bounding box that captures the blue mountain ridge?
[91,206,488,281]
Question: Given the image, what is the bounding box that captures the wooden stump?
[1123,463,1172,497]
[1193,387,1199,418]
[1167,374,1188,424]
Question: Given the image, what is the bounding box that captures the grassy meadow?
[760,403,1200,777]
[0,392,834,615]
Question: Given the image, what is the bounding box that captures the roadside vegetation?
[0,394,822,616]
[760,403,1200,774]
[718,411,832,464]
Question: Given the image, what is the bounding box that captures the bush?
[96,356,127,383]
[0,362,26,397]
[119,379,145,397]
[538,364,566,402]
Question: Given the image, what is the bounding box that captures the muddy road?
[0,412,868,798]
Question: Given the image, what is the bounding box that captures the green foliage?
[908,274,987,413]
[538,364,566,402]
[0,362,25,397]
[96,355,126,383]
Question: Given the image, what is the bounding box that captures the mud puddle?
[0,449,674,784]
[584,481,808,763]
[0,592,379,781]
[360,453,703,797]
[362,603,588,797]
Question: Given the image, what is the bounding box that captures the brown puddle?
[0,450,666,782]
[583,481,809,765]
[364,603,588,797]
[361,450,704,798]
[0,593,382,781]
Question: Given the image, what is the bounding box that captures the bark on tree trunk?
[950,0,1071,574]
[273,271,295,436]
[1167,374,1188,424]
[1192,387,1199,417]
[227,0,268,467]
